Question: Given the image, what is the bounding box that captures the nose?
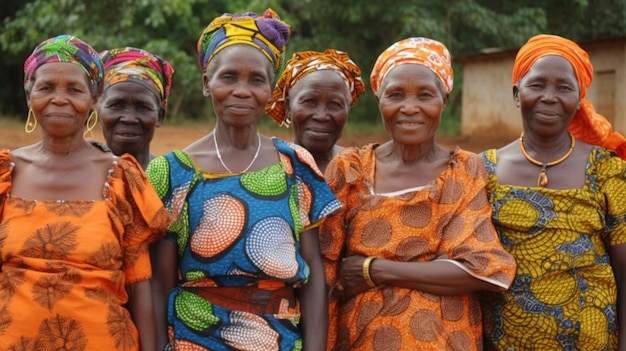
[119,111,140,124]
[311,105,331,121]
[232,82,253,97]
[541,87,558,102]
[50,89,69,104]
[401,98,421,114]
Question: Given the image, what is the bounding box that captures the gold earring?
[25,109,37,133]
[83,110,98,139]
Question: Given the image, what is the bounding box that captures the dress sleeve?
[436,151,517,290]
[595,148,626,246]
[0,151,13,215]
[108,154,173,284]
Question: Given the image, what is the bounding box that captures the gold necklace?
[213,131,261,173]
[519,132,575,187]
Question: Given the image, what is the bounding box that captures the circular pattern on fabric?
[464,154,483,179]
[578,306,609,350]
[191,194,245,258]
[410,309,444,342]
[530,270,578,306]
[440,295,464,322]
[493,189,556,234]
[440,178,463,204]
[435,212,464,241]
[361,218,392,247]
[241,164,288,197]
[395,237,429,261]
[400,202,432,228]
[318,226,334,256]
[467,190,488,211]
[473,217,495,242]
[356,300,381,333]
[373,324,402,351]
[446,330,472,351]
[221,311,280,350]
[246,217,298,279]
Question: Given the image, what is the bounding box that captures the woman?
[0,34,171,350]
[265,49,365,173]
[146,9,341,351]
[320,37,517,351]
[98,47,174,169]
[480,34,626,351]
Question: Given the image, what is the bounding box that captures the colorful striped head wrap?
[197,8,290,74]
[370,37,453,95]
[24,34,103,94]
[101,47,175,108]
[265,49,365,126]
[513,34,626,159]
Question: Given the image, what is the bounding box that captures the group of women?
[1,6,626,351]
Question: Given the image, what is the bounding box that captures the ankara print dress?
[480,147,626,351]
[0,150,172,351]
[320,144,516,351]
[146,138,341,351]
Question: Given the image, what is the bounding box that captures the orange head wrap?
[370,37,453,95]
[513,34,626,159]
[265,48,365,126]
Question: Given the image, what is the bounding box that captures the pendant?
[537,168,549,187]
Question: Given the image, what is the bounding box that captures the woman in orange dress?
[0,34,171,350]
[321,37,517,351]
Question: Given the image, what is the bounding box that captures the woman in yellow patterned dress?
[480,34,626,350]
[0,34,171,350]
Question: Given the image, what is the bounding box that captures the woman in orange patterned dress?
[0,34,172,350]
[320,37,517,351]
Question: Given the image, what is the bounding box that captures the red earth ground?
[0,123,512,155]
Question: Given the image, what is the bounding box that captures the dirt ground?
[0,123,511,155]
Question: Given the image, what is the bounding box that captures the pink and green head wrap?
[24,34,103,94]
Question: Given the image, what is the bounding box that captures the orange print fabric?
[320,144,516,351]
[0,151,171,350]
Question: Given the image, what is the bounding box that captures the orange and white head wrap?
[370,37,453,95]
[265,48,365,126]
[513,34,626,159]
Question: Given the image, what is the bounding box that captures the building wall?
[460,42,626,142]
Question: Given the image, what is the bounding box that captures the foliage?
[1,0,625,126]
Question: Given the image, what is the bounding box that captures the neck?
[384,139,438,164]
[520,131,573,162]
[40,134,89,156]
[304,145,337,174]
[213,124,258,150]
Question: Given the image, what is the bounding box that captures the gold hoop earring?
[25,109,37,133]
[83,110,98,139]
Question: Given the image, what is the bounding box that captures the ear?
[512,85,520,107]
[157,108,166,127]
[202,73,211,97]
[442,92,450,106]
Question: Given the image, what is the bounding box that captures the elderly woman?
[0,35,171,350]
[98,47,174,169]
[480,34,626,351]
[320,37,517,351]
[265,49,365,173]
[146,9,341,351]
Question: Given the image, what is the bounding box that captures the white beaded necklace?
[213,131,261,173]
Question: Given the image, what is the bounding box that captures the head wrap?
[265,49,365,126]
[101,47,175,108]
[24,34,103,94]
[197,8,290,74]
[370,37,453,95]
[513,34,626,159]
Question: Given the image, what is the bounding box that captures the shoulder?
[449,147,488,180]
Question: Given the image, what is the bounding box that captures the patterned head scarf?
[101,47,175,109]
[513,34,626,159]
[265,49,365,126]
[197,8,290,74]
[370,37,453,95]
[24,34,103,94]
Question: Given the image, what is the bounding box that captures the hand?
[337,255,378,300]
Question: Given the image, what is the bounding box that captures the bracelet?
[362,256,379,288]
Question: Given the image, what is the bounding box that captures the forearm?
[128,280,157,351]
[370,258,506,295]
[150,239,178,350]
[299,267,328,351]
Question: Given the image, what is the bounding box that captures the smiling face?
[376,64,448,146]
[514,55,580,137]
[203,45,274,127]
[286,70,351,155]
[98,81,162,157]
[26,62,95,139]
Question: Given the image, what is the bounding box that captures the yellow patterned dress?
[480,147,626,351]
[0,150,172,350]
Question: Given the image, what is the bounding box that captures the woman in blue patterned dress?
[146,9,341,351]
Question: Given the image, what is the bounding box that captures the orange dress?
[320,144,516,351]
[0,150,171,350]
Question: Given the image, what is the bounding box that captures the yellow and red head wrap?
[513,34,626,159]
[370,37,453,95]
[197,8,290,74]
[265,48,365,126]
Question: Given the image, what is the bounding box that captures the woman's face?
[376,64,447,146]
[98,81,162,156]
[27,62,95,138]
[203,45,273,127]
[286,70,350,155]
[514,55,580,136]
